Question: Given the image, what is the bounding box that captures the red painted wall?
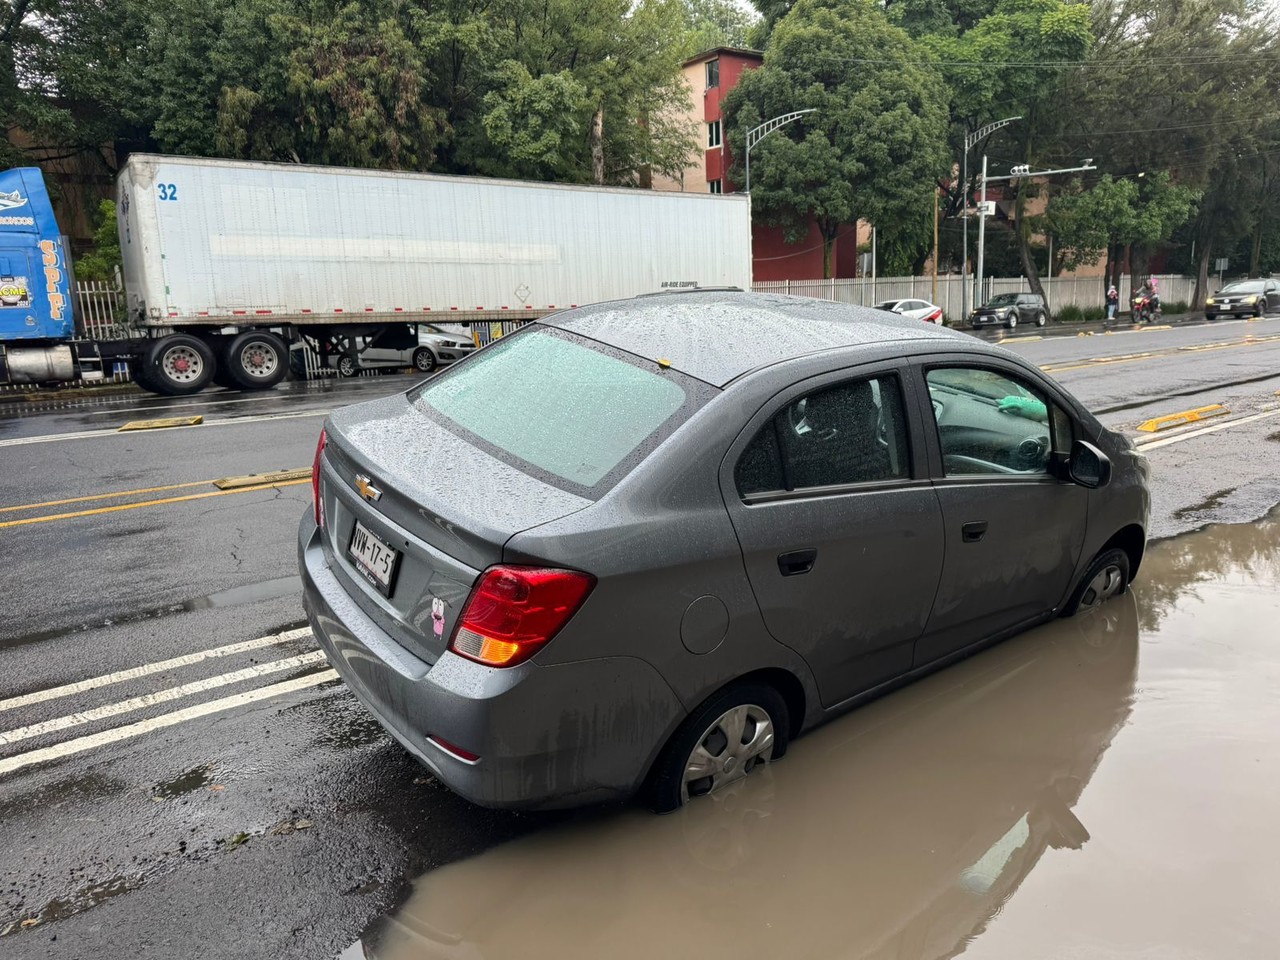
[704,53,760,192]
[753,222,828,281]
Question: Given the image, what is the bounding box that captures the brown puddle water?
[351,515,1280,960]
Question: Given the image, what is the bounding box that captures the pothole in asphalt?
[1173,486,1237,520]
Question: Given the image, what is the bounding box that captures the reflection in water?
[352,511,1280,960]
[356,595,1141,960]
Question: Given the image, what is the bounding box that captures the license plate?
[347,520,400,596]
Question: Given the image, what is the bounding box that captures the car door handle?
[777,549,817,577]
[961,521,988,543]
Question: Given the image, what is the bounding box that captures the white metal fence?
[75,277,129,340]
[752,274,1203,323]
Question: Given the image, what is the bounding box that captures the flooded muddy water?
[350,515,1280,960]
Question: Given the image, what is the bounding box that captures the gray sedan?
[299,291,1149,811]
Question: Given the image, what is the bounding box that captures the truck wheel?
[225,331,288,390]
[142,335,216,395]
[412,347,437,373]
[337,355,360,378]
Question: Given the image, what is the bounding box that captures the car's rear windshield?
[1220,281,1265,294]
[410,326,713,496]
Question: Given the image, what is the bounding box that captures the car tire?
[1035,311,1047,327]
[647,680,790,814]
[337,354,360,378]
[412,347,438,373]
[1062,547,1130,618]
[1006,314,1018,330]
[140,334,217,396]
[1205,312,1217,321]
[225,330,288,390]
[1256,302,1267,318]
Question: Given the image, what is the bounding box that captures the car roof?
[539,290,971,387]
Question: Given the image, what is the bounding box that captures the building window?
[706,59,720,89]
[709,180,723,194]
[708,120,721,148]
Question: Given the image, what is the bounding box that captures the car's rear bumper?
[299,516,683,810]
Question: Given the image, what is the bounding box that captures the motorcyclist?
[1138,277,1161,318]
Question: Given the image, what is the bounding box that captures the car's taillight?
[927,309,943,323]
[312,428,327,527]
[449,566,595,668]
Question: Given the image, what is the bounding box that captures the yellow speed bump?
[1137,404,1229,433]
[118,416,203,432]
[1137,324,1172,332]
[213,468,312,490]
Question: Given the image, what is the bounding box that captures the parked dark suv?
[970,293,1047,330]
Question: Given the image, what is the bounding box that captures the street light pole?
[744,109,817,194]
[962,117,1021,318]
[976,154,989,309]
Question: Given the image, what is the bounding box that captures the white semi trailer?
[115,155,753,394]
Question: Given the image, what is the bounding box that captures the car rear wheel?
[648,680,789,813]
[1035,311,1047,327]
[1062,547,1130,617]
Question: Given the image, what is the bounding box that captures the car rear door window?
[414,327,706,494]
[926,367,1067,476]
[735,375,910,497]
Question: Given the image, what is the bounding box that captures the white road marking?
[0,669,340,776]
[1135,407,1280,450]
[0,651,328,745]
[0,410,327,448]
[0,627,313,713]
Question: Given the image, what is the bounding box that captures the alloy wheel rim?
[681,704,775,803]
[1081,563,1124,609]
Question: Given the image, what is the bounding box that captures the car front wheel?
[1063,547,1131,617]
[1006,314,1018,330]
[648,681,790,813]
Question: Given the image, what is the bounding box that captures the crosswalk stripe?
[0,670,340,776]
[0,651,328,745]
[0,627,313,714]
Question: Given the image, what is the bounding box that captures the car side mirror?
[1068,440,1112,489]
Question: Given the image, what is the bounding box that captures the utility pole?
[962,116,1021,321]
[932,188,939,305]
[976,155,990,308]
[979,159,1098,307]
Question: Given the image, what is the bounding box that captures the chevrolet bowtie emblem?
[355,474,383,503]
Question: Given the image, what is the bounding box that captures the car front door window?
[926,367,1058,476]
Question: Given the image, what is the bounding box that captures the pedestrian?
[1106,283,1119,320]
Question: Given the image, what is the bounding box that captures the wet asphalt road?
[1,316,1279,959]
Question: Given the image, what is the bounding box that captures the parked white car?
[295,323,478,378]
[875,299,944,324]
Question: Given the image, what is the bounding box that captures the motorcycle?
[1131,293,1161,325]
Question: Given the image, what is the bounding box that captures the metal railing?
[752,274,1205,324]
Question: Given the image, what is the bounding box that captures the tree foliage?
[724,0,951,277]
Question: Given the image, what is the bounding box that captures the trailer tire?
[141,335,216,396]
[224,331,288,391]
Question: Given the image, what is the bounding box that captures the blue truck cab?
[0,167,73,343]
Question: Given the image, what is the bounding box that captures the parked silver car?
[297,323,476,377]
[300,291,1149,811]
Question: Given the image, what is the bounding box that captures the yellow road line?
[0,479,310,530]
[0,480,213,515]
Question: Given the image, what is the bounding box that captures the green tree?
[723,0,951,278]
[75,200,122,282]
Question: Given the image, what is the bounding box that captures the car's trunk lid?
[318,392,592,665]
